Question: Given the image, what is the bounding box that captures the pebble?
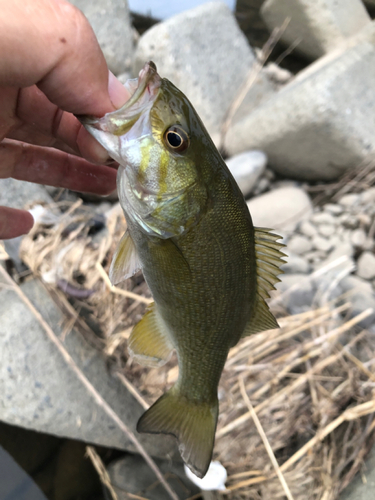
[226,150,267,197]
[312,235,334,252]
[350,228,367,248]
[357,251,375,280]
[299,220,318,237]
[340,214,360,229]
[281,253,311,274]
[318,224,336,237]
[287,235,313,255]
[360,187,375,204]
[311,212,337,225]
[338,193,360,207]
[323,203,344,215]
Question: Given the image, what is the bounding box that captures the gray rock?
[318,224,336,237]
[225,25,375,181]
[360,187,375,203]
[0,178,53,209]
[323,203,344,215]
[0,278,177,459]
[338,275,375,328]
[311,212,338,225]
[70,0,133,75]
[287,235,312,255]
[299,220,318,238]
[357,251,375,280]
[315,242,354,271]
[134,2,274,144]
[339,447,375,500]
[276,274,315,314]
[339,193,361,207]
[312,235,334,252]
[108,453,199,500]
[260,0,370,60]
[281,253,310,274]
[247,186,313,233]
[225,150,267,196]
[350,228,367,248]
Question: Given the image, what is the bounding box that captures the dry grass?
[19,200,375,500]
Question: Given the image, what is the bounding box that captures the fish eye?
[164,125,190,153]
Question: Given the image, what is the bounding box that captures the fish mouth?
[77,61,161,135]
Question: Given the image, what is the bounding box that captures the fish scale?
[78,61,286,478]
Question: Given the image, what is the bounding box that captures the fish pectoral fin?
[242,293,279,337]
[128,303,174,367]
[137,388,218,479]
[109,230,141,285]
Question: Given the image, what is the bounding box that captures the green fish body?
[79,62,285,478]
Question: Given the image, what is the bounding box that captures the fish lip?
[76,61,161,127]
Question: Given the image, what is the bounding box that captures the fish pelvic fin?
[137,388,218,479]
[128,303,174,367]
[109,230,141,285]
[241,228,286,338]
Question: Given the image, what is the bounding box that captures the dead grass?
[19,200,375,500]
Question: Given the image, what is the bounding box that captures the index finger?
[0,0,128,116]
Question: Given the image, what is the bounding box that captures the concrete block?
[225,24,375,181]
[134,2,275,144]
[70,0,133,75]
[0,278,177,459]
[261,0,370,60]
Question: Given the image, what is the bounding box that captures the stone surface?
[338,275,375,328]
[225,150,267,196]
[108,453,200,500]
[247,186,313,233]
[275,273,315,314]
[261,0,370,60]
[357,251,375,280]
[299,220,318,237]
[70,0,133,75]
[134,2,274,144]
[0,178,53,210]
[225,25,375,180]
[281,253,310,274]
[340,447,375,500]
[287,235,312,255]
[0,278,177,459]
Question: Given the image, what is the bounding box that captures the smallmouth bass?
[79,62,285,478]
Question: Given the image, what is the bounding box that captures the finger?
[0,206,34,240]
[0,139,117,195]
[0,0,128,116]
[14,85,110,163]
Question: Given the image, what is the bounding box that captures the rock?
[281,253,310,274]
[340,447,375,500]
[323,203,344,215]
[287,235,312,255]
[108,453,199,500]
[350,228,367,248]
[70,0,133,75]
[275,273,315,314]
[0,278,177,459]
[312,235,334,253]
[339,193,361,207]
[318,224,336,237]
[311,212,337,225]
[341,214,360,229]
[357,251,375,280]
[315,242,354,271]
[225,25,375,181]
[134,2,274,144]
[360,187,375,203]
[247,186,313,233]
[299,220,318,238]
[338,275,375,328]
[0,178,53,209]
[260,0,370,60]
[225,150,267,196]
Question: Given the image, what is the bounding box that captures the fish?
[78,61,285,478]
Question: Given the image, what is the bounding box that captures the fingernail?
[91,140,111,164]
[108,71,130,109]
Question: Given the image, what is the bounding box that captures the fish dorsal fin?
[109,230,141,285]
[242,227,286,337]
[128,302,174,367]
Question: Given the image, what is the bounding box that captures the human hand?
[0,0,130,239]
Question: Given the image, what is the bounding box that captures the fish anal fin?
[109,230,141,285]
[137,388,218,478]
[128,303,174,367]
[242,293,279,337]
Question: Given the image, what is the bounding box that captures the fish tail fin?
[137,387,218,478]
